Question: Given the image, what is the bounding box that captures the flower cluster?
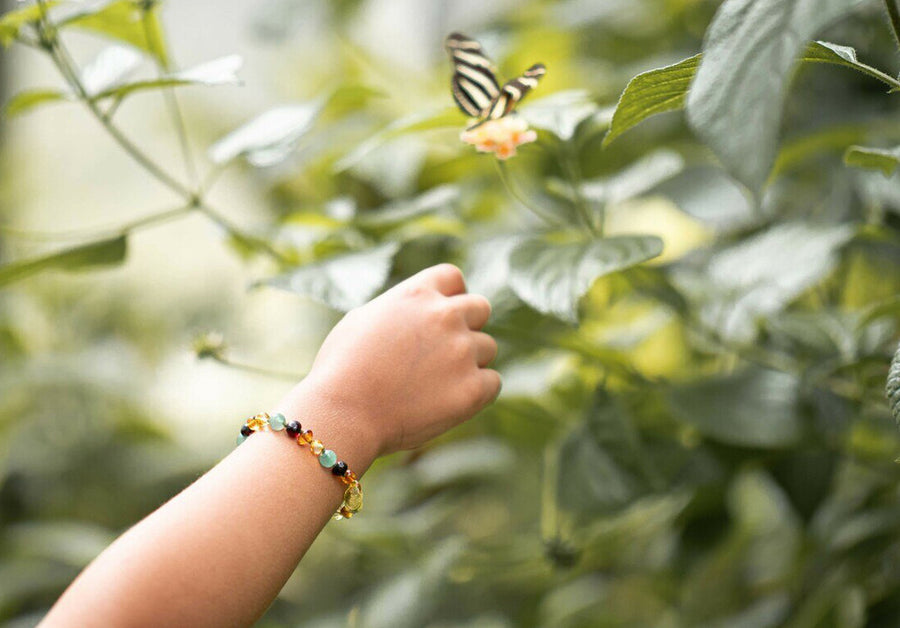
[460,116,537,160]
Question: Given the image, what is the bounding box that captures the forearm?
[40,379,381,628]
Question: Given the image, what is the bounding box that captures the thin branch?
[204,354,305,381]
[494,160,561,229]
[557,141,600,238]
[198,204,290,263]
[35,2,193,200]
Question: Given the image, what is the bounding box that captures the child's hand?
[300,264,500,456]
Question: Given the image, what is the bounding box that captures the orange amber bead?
[297,430,314,445]
[339,506,353,519]
[341,470,357,485]
[246,414,269,431]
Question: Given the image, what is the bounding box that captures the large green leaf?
[673,222,855,343]
[602,54,700,148]
[508,235,664,324]
[667,368,802,447]
[685,0,868,194]
[262,242,399,311]
[61,0,169,67]
[844,145,900,176]
[0,236,127,287]
[888,343,900,430]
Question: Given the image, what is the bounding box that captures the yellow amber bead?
[299,430,314,444]
[344,484,363,512]
[310,440,324,455]
[339,506,353,518]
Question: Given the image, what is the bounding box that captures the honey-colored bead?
[310,440,324,455]
[344,484,363,512]
[246,414,269,431]
[341,471,358,485]
[298,430,314,444]
[339,506,353,519]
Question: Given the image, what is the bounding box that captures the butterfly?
[444,32,546,128]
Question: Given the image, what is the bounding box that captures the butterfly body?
[445,32,545,127]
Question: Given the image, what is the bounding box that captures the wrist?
[274,375,384,477]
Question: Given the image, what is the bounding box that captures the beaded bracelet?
[236,412,363,520]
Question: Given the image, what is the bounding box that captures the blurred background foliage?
[1,0,900,626]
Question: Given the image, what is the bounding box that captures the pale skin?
[39,263,500,628]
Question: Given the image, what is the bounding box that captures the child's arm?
[40,264,499,628]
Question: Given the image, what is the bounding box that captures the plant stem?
[37,17,194,200]
[494,160,561,228]
[198,204,290,263]
[140,5,199,189]
[886,0,900,51]
[558,141,600,238]
[205,354,305,381]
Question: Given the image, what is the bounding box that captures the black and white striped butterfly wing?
[486,63,546,120]
[445,32,500,118]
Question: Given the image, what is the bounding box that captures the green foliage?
[2,0,900,625]
[507,235,663,324]
[0,236,127,286]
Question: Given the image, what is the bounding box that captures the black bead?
[332,461,348,476]
[240,424,252,437]
[285,421,301,436]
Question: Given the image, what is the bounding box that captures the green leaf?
[4,88,70,118]
[652,166,755,232]
[508,235,664,324]
[354,185,459,228]
[672,222,855,343]
[333,107,462,173]
[80,44,142,96]
[262,242,400,311]
[667,368,802,447]
[558,389,657,517]
[578,149,684,205]
[602,54,700,148]
[685,0,868,194]
[208,102,320,167]
[843,145,900,176]
[92,54,243,101]
[801,40,900,90]
[0,236,127,287]
[62,0,169,67]
[519,89,599,140]
[0,1,58,46]
[888,343,900,430]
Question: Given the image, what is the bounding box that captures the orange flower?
[460,116,537,160]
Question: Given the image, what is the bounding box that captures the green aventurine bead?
[236,433,247,445]
[319,449,337,468]
[269,413,286,431]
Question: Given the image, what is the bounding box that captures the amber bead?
[341,470,358,485]
[344,484,363,512]
[309,440,324,455]
[246,414,269,431]
[299,430,314,444]
[339,506,353,519]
